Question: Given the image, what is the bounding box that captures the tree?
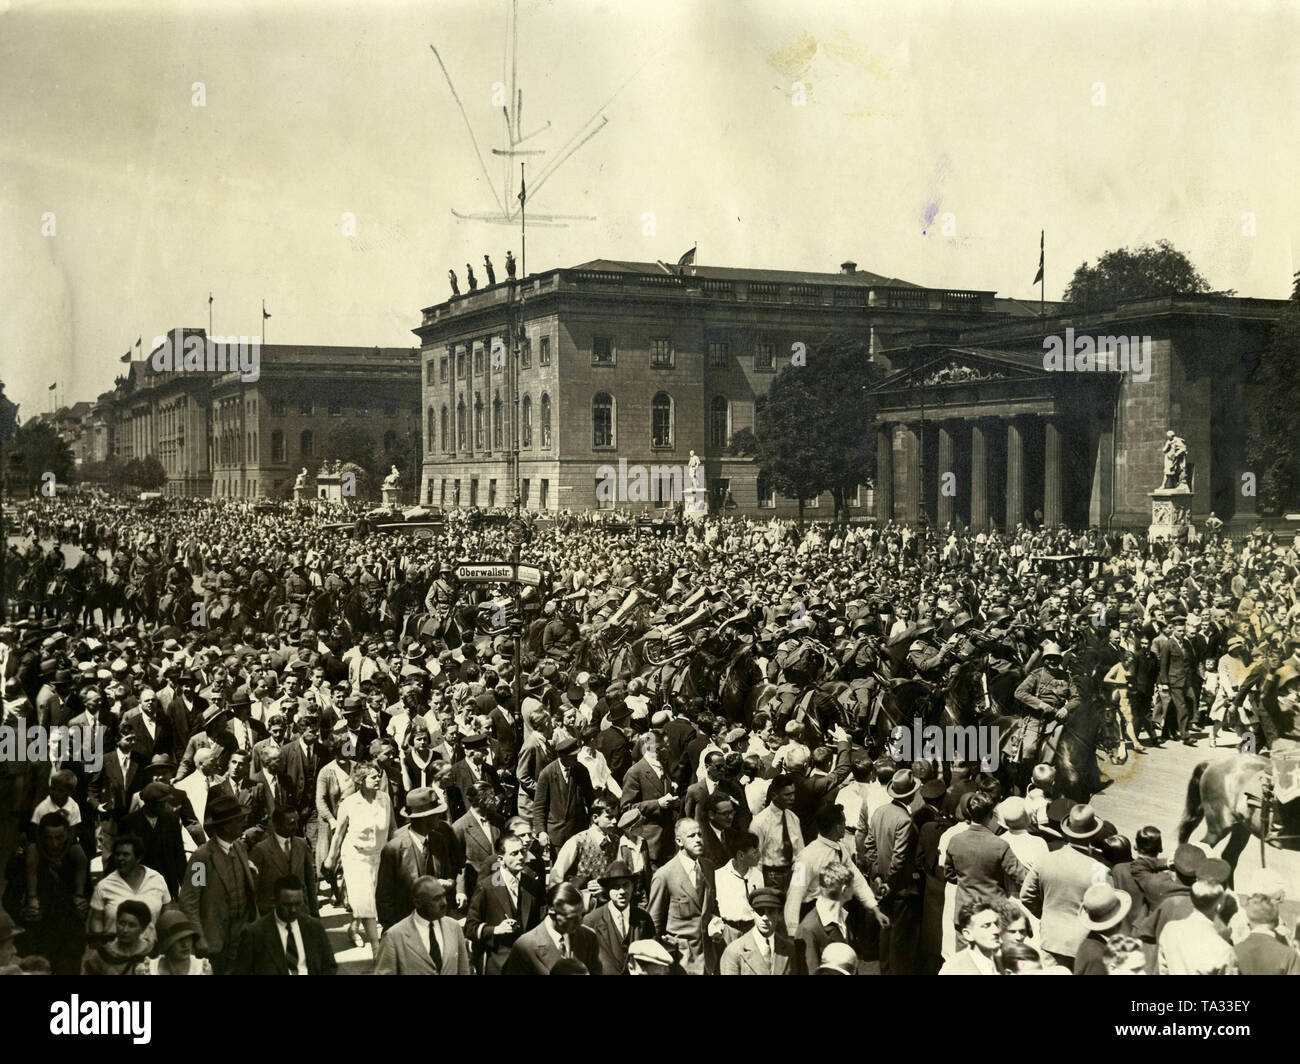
[753,333,885,522]
[1245,271,1300,513]
[724,427,759,457]
[1062,239,1215,310]
[135,455,167,490]
[326,425,379,483]
[5,420,74,495]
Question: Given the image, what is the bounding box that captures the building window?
[849,484,862,507]
[271,430,285,463]
[593,392,614,448]
[474,345,483,375]
[539,337,551,366]
[488,479,497,507]
[748,282,780,303]
[539,479,549,510]
[270,397,286,416]
[427,408,435,449]
[522,395,532,448]
[440,479,447,507]
[470,479,478,507]
[754,343,774,372]
[806,494,820,509]
[385,430,397,454]
[426,361,436,384]
[756,474,775,508]
[492,393,502,449]
[300,429,314,457]
[328,400,342,415]
[453,479,461,506]
[710,395,729,447]
[427,480,435,504]
[592,335,615,366]
[651,392,673,447]
[522,338,531,369]
[474,393,485,449]
[440,406,449,452]
[521,478,530,508]
[708,341,730,369]
[300,399,314,416]
[457,350,466,379]
[595,478,614,510]
[540,393,552,448]
[650,338,674,369]
[456,399,466,450]
[790,284,820,304]
[439,356,448,383]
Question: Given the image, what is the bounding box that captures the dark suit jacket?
[662,718,697,779]
[229,777,270,827]
[592,726,633,784]
[234,911,337,975]
[280,739,324,818]
[619,758,676,863]
[792,740,853,838]
[250,834,319,917]
[464,871,544,974]
[376,824,463,929]
[129,712,179,763]
[119,808,187,896]
[532,759,594,847]
[452,811,500,899]
[944,822,1027,913]
[583,902,656,975]
[91,753,140,823]
[502,920,602,975]
[449,759,503,812]
[793,907,850,975]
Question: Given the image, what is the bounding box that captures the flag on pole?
[517,171,526,206]
[120,351,131,363]
[676,245,696,271]
[1032,231,1044,285]
[262,305,271,320]
[135,336,142,348]
[208,293,214,305]
[48,382,56,391]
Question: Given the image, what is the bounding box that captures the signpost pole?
[512,545,523,730]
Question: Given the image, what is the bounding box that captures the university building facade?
[414,258,1044,516]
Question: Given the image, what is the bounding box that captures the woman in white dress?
[324,761,392,954]
[87,833,171,951]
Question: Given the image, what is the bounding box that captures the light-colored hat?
[627,939,672,968]
[997,797,1031,830]
[816,942,858,975]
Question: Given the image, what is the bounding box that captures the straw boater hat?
[1079,884,1132,932]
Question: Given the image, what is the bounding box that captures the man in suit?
[373,876,471,974]
[943,790,1027,916]
[721,886,796,975]
[503,881,602,974]
[449,733,503,807]
[280,713,325,876]
[619,730,679,867]
[1156,617,1199,745]
[129,686,180,764]
[861,768,921,974]
[464,832,544,974]
[592,699,635,784]
[225,750,270,831]
[647,817,722,974]
[234,874,337,975]
[90,728,142,829]
[1020,804,1112,966]
[532,735,594,851]
[1234,895,1300,975]
[250,808,318,917]
[937,900,1002,974]
[787,729,853,840]
[582,860,655,975]
[177,791,258,974]
[376,787,462,929]
[119,781,188,895]
[452,781,501,903]
[793,860,857,974]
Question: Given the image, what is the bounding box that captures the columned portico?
[936,422,955,527]
[1043,416,1064,527]
[969,419,988,530]
[1005,417,1025,529]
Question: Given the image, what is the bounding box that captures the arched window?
[710,396,729,448]
[271,430,285,463]
[492,393,503,449]
[651,392,673,447]
[522,395,533,448]
[440,406,449,452]
[540,393,552,448]
[456,399,466,450]
[300,429,314,457]
[593,392,614,448]
[474,392,484,449]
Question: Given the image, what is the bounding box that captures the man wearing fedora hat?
[376,786,461,930]
[1073,883,1135,974]
[1020,803,1113,966]
[863,768,922,973]
[582,859,655,974]
[177,790,257,974]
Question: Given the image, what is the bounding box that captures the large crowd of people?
[2,491,1298,976]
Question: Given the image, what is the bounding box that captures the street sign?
[515,564,544,587]
[455,563,516,583]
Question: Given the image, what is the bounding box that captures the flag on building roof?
[1032,230,1044,286]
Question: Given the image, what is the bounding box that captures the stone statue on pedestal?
[687,450,702,491]
[1162,430,1188,489]
[294,467,307,491]
[382,465,401,491]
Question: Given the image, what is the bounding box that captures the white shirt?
[751,803,804,867]
[716,859,763,921]
[748,926,777,967]
[814,896,848,938]
[277,917,308,975]
[412,911,445,963]
[543,916,570,957]
[676,850,701,889]
[606,901,631,940]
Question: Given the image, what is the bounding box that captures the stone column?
[1043,417,1064,528]
[970,420,988,530]
[876,423,893,522]
[1006,418,1024,529]
[936,422,955,528]
[1089,421,1114,529]
[896,422,921,524]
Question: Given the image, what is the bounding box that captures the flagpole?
[209,293,213,339]
[1040,230,1045,318]
[261,300,266,345]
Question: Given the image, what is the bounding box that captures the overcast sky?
[2,0,1297,420]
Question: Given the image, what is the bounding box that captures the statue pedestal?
[381,486,400,510]
[683,483,707,523]
[293,486,308,502]
[316,472,342,504]
[1149,486,1193,541]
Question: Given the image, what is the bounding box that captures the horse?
[1177,753,1283,874]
